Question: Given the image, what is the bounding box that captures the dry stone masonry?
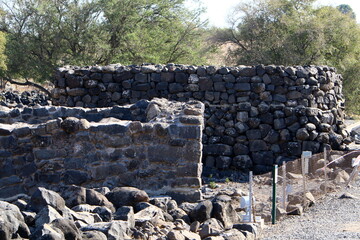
[52,64,350,174]
[0,98,204,202]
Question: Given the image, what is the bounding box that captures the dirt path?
[260,181,360,240]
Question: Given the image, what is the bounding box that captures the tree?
[0,31,6,76]
[97,0,208,65]
[337,4,356,19]
[1,0,210,82]
[2,0,105,81]
[214,0,360,114]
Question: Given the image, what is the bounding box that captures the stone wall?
[0,98,204,202]
[52,64,350,174]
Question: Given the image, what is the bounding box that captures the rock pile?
[0,90,50,107]
[0,186,259,240]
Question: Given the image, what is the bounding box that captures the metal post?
[323,146,328,194]
[249,171,253,223]
[301,151,311,206]
[272,164,278,225]
[282,163,287,210]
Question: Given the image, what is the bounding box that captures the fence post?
[282,163,287,210]
[302,151,311,206]
[272,164,278,225]
[323,146,328,194]
[249,171,253,223]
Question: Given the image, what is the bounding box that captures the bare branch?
[3,76,52,98]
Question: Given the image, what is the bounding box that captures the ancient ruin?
[0,98,204,203]
[0,64,354,239]
[53,64,350,175]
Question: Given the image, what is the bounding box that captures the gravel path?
[261,181,360,240]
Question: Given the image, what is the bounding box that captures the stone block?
[246,129,261,140]
[233,143,249,155]
[0,136,17,149]
[286,142,302,156]
[66,76,83,88]
[161,72,175,82]
[134,73,147,83]
[177,163,202,177]
[175,72,188,83]
[236,112,248,122]
[214,82,226,92]
[169,83,184,93]
[148,145,186,163]
[234,83,251,91]
[203,144,233,156]
[252,151,274,166]
[63,170,88,185]
[249,140,268,152]
[274,118,286,130]
[232,155,252,170]
[169,125,202,140]
[67,88,86,96]
[216,156,232,169]
[90,163,127,180]
[302,141,320,152]
[33,149,58,160]
[172,177,201,188]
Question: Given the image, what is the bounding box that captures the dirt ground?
[202,149,360,226]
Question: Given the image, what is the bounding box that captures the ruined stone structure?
[52,64,350,174]
[0,98,204,202]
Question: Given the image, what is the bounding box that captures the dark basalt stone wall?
[0,98,204,202]
[52,64,350,174]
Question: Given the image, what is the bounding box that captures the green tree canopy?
[0,31,7,76]
[1,0,210,82]
[337,4,356,19]
[214,0,360,114]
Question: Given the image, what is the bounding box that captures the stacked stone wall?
[0,98,204,202]
[52,64,350,174]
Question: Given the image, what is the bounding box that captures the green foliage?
[209,181,217,189]
[337,4,356,19]
[1,0,211,82]
[215,0,360,114]
[225,177,231,184]
[0,31,7,76]
[3,0,104,81]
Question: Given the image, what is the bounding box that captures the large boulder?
[189,200,213,222]
[69,210,96,225]
[211,195,241,229]
[50,218,82,240]
[81,221,130,240]
[134,204,165,225]
[233,223,259,238]
[105,187,149,208]
[220,229,246,240]
[169,207,191,223]
[81,230,107,240]
[93,206,112,222]
[114,206,135,228]
[61,186,115,212]
[30,224,65,240]
[35,205,62,227]
[61,185,86,208]
[198,218,224,239]
[30,187,66,213]
[0,201,30,239]
[86,189,115,212]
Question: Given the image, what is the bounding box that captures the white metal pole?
[282,163,286,210]
[249,171,253,222]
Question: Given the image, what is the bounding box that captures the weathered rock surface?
[0,185,264,240]
[105,187,150,208]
